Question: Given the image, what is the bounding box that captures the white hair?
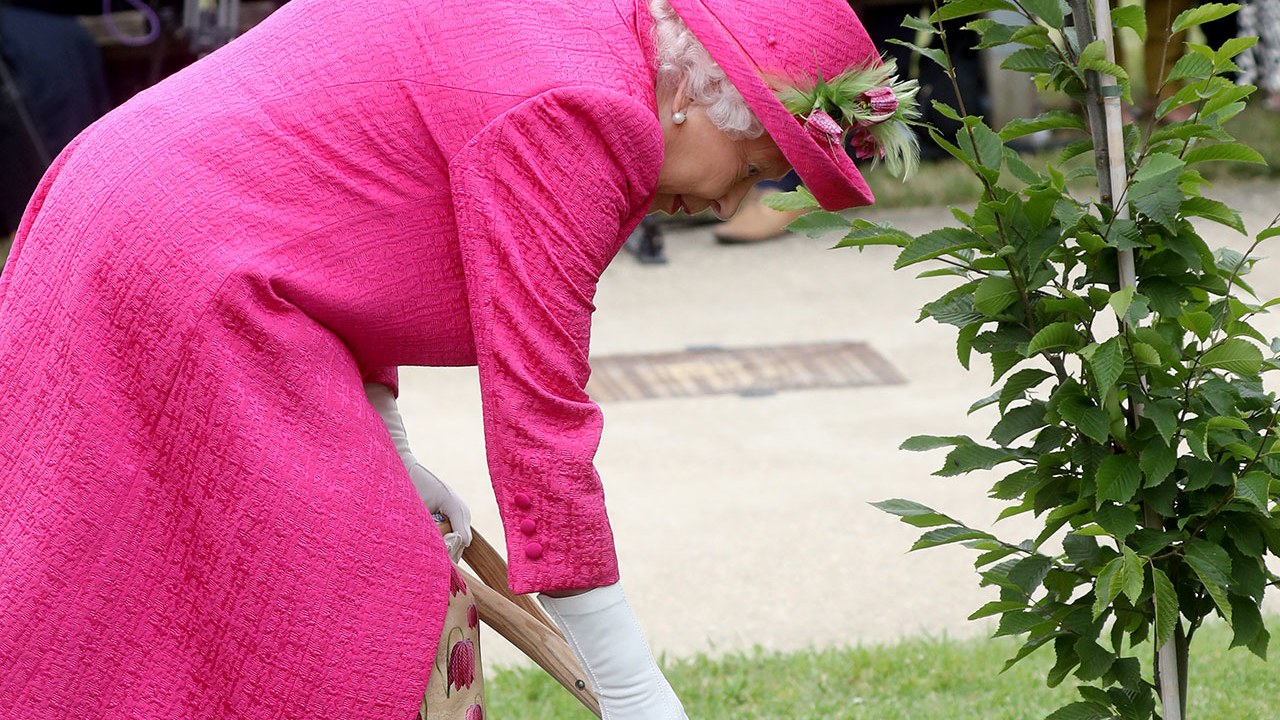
[648,0,764,139]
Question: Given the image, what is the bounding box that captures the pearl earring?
[672,111,686,125]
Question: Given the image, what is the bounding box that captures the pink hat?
[666,0,883,210]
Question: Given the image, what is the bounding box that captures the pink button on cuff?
[519,518,537,535]
[513,492,532,510]
[524,542,543,560]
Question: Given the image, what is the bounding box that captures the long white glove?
[541,583,688,720]
[364,382,472,554]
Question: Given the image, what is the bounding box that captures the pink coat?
[0,0,662,716]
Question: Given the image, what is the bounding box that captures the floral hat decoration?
[666,0,922,210]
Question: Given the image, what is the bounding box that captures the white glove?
[541,583,688,720]
[364,382,472,554]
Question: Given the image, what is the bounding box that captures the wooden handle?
[437,521,600,717]
[461,529,561,634]
[459,567,601,717]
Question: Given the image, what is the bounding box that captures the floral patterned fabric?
[419,565,484,720]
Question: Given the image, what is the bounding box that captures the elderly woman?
[0,0,916,717]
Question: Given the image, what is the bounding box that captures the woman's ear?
[669,76,691,119]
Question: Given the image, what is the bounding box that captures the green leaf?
[1027,322,1083,355]
[1096,454,1141,506]
[934,0,1017,20]
[834,222,915,249]
[1002,47,1055,73]
[1059,397,1112,445]
[1179,310,1215,341]
[1167,51,1216,82]
[1181,197,1245,234]
[1172,3,1241,33]
[1019,0,1065,27]
[958,322,980,370]
[936,443,1016,476]
[990,403,1049,446]
[1152,567,1179,647]
[895,227,986,269]
[1079,39,1129,82]
[974,275,1020,316]
[1095,503,1138,542]
[999,110,1087,141]
[1133,152,1185,183]
[900,435,967,451]
[1200,337,1264,376]
[912,525,996,550]
[872,498,961,528]
[1094,556,1126,616]
[1141,399,1181,445]
[1119,546,1144,602]
[1089,337,1124,399]
[1073,637,1115,680]
[761,187,819,211]
[1140,441,1177,487]
[787,210,850,238]
[1183,142,1266,166]
[1108,286,1135,319]
[886,37,950,70]
[900,12,937,35]
[1111,3,1146,41]
[1235,471,1273,513]
[1184,538,1235,624]
[999,368,1054,412]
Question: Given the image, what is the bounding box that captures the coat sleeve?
[449,88,662,594]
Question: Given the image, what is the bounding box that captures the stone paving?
[398,178,1280,667]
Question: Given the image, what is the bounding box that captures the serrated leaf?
[1079,39,1129,82]
[990,403,1049,446]
[1200,337,1264,375]
[1059,397,1112,445]
[999,368,1053,412]
[1167,51,1216,82]
[912,525,995,550]
[1120,546,1144,602]
[895,227,986,268]
[1027,322,1083,355]
[1235,471,1273,512]
[872,498,962,528]
[1140,441,1177,487]
[974,275,1020,316]
[1172,2,1240,33]
[1181,196,1245,234]
[900,435,967,451]
[761,187,819,211]
[1108,286,1135,318]
[1002,47,1055,73]
[937,443,1016,476]
[969,600,1026,620]
[786,210,850,238]
[1074,637,1114,680]
[934,0,1017,20]
[1020,0,1065,27]
[1185,538,1235,624]
[1111,4,1146,41]
[1096,454,1142,506]
[999,110,1087,141]
[1183,142,1266,166]
[1090,337,1124,398]
[886,37,950,70]
[1152,567,1179,646]
[1142,399,1181,445]
[1180,310,1215,340]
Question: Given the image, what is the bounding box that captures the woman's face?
[653,86,792,219]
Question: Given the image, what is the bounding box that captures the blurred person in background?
[1238,0,1280,110]
[0,0,917,717]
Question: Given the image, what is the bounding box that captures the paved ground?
[397,179,1280,668]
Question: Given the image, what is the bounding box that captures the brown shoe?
[713,189,804,245]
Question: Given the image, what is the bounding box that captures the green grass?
[485,619,1276,718]
[860,101,1280,211]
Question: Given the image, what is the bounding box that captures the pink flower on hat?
[804,109,844,146]
[850,128,883,161]
[466,705,484,720]
[448,638,476,691]
[860,86,899,124]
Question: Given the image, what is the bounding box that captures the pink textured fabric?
[0,0,661,717]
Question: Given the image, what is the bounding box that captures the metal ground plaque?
[586,340,905,402]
